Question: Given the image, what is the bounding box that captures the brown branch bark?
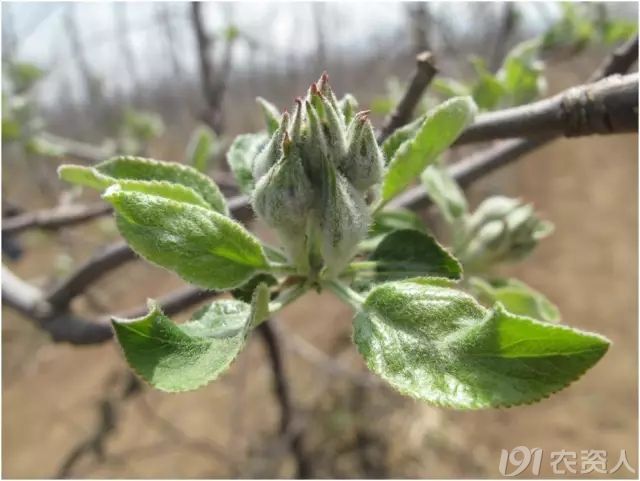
[377,51,438,143]
[589,35,638,82]
[389,35,638,214]
[2,202,111,236]
[456,73,638,145]
[191,2,230,133]
[257,321,310,478]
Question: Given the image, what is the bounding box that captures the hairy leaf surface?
[382,97,477,203]
[59,156,227,215]
[104,186,268,290]
[370,229,462,281]
[226,132,269,194]
[353,279,609,408]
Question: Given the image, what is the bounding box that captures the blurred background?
[2,1,638,478]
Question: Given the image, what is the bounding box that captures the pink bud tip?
[310,83,320,96]
[284,108,289,115]
[356,110,371,122]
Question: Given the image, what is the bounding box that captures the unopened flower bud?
[339,111,385,192]
[314,87,347,161]
[338,94,358,125]
[252,111,289,182]
[253,134,314,272]
[458,196,553,271]
[316,157,370,278]
[317,71,345,129]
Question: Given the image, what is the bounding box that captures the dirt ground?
[2,68,638,477]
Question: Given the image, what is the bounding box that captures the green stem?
[268,284,307,313]
[325,280,364,310]
[343,261,377,275]
[268,262,297,276]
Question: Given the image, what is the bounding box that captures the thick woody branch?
[456,73,638,145]
[377,51,437,143]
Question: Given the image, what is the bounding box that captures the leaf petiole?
[325,280,365,310]
[268,262,297,276]
[343,261,377,275]
[268,283,307,314]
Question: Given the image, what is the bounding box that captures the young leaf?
[369,229,462,281]
[359,209,426,253]
[256,97,281,135]
[104,186,269,290]
[381,97,477,203]
[469,277,560,323]
[58,156,228,215]
[380,114,424,162]
[187,125,217,173]
[231,273,278,304]
[432,77,471,99]
[421,164,468,223]
[113,298,254,392]
[353,279,609,408]
[115,179,212,209]
[370,209,425,236]
[226,132,269,194]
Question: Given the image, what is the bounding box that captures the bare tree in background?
[113,3,140,103]
[489,2,518,71]
[312,3,327,72]
[191,1,235,134]
[407,2,432,54]
[64,4,113,133]
[156,3,184,86]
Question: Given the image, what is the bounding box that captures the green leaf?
[421,164,468,223]
[114,179,212,209]
[113,290,264,392]
[466,54,508,112]
[8,62,45,93]
[353,279,609,408]
[256,97,281,135]
[360,209,426,253]
[231,273,277,303]
[432,78,471,99]
[380,114,424,163]
[103,185,268,290]
[2,117,21,142]
[381,97,477,203]
[498,40,545,106]
[469,277,560,323]
[369,229,462,281]
[58,156,228,215]
[370,209,425,237]
[187,125,217,173]
[226,132,269,195]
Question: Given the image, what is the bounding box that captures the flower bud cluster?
[457,196,553,272]
[252,73,384,278]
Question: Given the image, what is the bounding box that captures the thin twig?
[588,35,638,82]
[257,320,311,478]
[377,51,438,143]
[2,202,111,236]
[55,371,142,478]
